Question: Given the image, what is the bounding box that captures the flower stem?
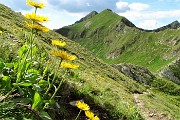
[75,110,82,120]
[50,70,67,100]
[0,87,16,102]
[45,72,56,96]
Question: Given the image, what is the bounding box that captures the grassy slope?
[0,4,180,119]
[58,10,180,73]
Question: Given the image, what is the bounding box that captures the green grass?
[1,4,180,120]
[140,90,180,119]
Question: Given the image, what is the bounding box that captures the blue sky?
[0,0,180,30]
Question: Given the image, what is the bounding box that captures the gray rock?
[75,11,98,24]
[159,58,180,84]
[112,63,154,85]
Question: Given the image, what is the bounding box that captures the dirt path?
[133,92,173,120]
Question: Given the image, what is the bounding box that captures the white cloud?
[116,1,129,12]
[158,0,180,2]
[117,9,180,29]
[118,10,180,20]
[116,1,149,12]
[128,3,149,11]
[86,2,90,7]
[137,20,158,29]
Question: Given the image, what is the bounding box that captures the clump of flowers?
[50,39,78,69]
[25,0,49,33]
[74,101,100,120]
[45,39,79,100]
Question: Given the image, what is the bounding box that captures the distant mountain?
[155,20,180,31]
[141,20,180,32]
[55,10,180,75]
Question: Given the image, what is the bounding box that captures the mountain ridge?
[60,9,180,32]
[55,9,180,80]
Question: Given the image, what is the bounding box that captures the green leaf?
[0,61,5,72]
[32,84,42,92]
[25,62,30,72]
[41,52,46,60]
[19,44,28,58]
[5,63,14,68]
[24,69,41,83]
[13,82,32,87]
[32,46,37,56]
[39,111,52,120]
[42,67,48,78]
[23,118,32,120]
[14,62,18,71]
[32,92,42,110]
[38,80,48,87]
[1,76,11,90]
[11,98,31,104]
[27,69,39,74]
[18,86,25,95]
[2,75,10,81]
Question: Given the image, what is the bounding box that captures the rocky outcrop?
[159,58,180,84]
[75,11,98,24]
[112,64,154,85]
[121,17,136,27]
[55,27,70,37]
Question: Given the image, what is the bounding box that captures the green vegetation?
[0,3,180,120]
[57,9,180,73]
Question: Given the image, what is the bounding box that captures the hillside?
[0,4,180,120]
[56,9,180,75]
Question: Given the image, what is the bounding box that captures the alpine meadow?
[0,1,180,120]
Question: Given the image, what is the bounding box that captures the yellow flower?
[50,50,76,60]
[26,0,45,9]
[61,62,79,69]
[85,111,95,119]
[92,116,100,120]
[0,30,2,34]
[52,40,66,47]
[25,12,48,23]
[75,101,90,111]
[25,21,49,32]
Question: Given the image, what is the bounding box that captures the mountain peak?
[104,9,113,12]
[149,20,180,32]
[74,11,98,24]
[168,20,180,29]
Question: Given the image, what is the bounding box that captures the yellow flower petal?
[25,21,49,32]
[85,111,95,119]
[92,116,100,120]
[25,12,48,23]
[50,50,76,61]
[75,101,90,111]
[26,0,45,9]
[61,62,79,69]
[52,40,66,47]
